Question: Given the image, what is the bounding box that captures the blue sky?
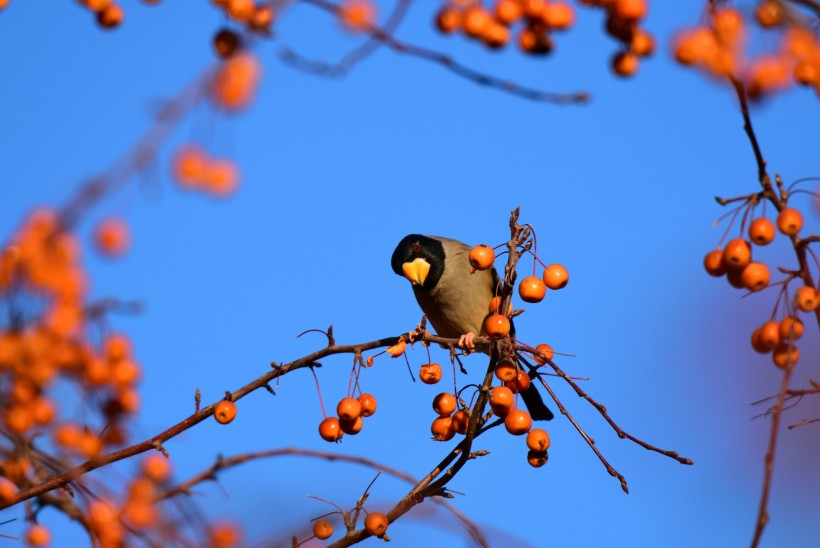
[1,1,819,546]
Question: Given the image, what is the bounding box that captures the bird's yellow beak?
[402,258,430,286]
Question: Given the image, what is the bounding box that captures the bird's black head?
[391,234,446,289]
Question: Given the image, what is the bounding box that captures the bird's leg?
[458,332,477,354]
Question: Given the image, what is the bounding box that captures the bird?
[391,234,553,421]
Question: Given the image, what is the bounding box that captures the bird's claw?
[458,332,477,354]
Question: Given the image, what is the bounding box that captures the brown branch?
[751,365,795,548]
[1,334,407,511]
[158,448,488,547]
[289,0,589,104]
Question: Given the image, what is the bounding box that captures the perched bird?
[391,234,554,421]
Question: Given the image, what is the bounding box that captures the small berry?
[504,409,533,435]
[723,239,751,269]
[490,386,514,417]
[214,400,237,424]
[339,415,364,435]
[703,249,728,277]
[484,314,511,339]
[318,417,343,442]
[772,343,799,369]
[431,416,455,441]
[452,409,470,434]
[419,363,442,384]
[386,340,406,357]
[358,394,377,417]
[741,262,770,292]
[794,286,818,312]
[543,263,569,289]
[505,370,531,394]
[777,208,803,236]
[527,449,549,468]
[469,244,495,270]
[313,519,334,540]
[337,397,362,422]
[519,276,547,303]
[432,393,457,417]
[526,428,551,452]
[25,524,51,547]
[494,360,518,382]
[364,512,389,538]
[534,343,554,364]
[748,218,775,245]
[779,317,804,341]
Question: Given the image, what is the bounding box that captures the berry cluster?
[434,0,653,77]
[705,201,817,370]
[675,3,820,99]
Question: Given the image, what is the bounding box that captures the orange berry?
[526,427,551,451]
[122,500,157,529]
[212,52,261,111]
[772,343,799,369]
[488,295,512,314]
[726,267,746,289]
[749,218,776,245]
[495,0,523,24]
[357,393,377,417]
[543,263,569,290]
[518,25,553,55]
[534,343,554,364]
[704,249,728,277]
[339,415,364,435]
[518,276,546,303]
[631,30,655,56]
[527,449,549,468]
[318,417,343,442]
[468,244,495,270]
[612,50,639,77]
[435,6,462,34]
[723,238,752,269]
[463,6,491,39]
[432,393,457,416]
[674,28,717,66]
[523,0,546,18]
[431,416,455,441]
[105,333,132,361]
[226,0,254,21]
[339,0,376,32]
[209,523,242,548]
[505,369,531,394]
[713,8,744,46]
[490,385,514,417]
[85,0,113,11]
[452,409,470,434]
[484,314,511,339]
[213,28,242,59]
[203,159,240,197]
[752,321,780,353]
[337,397,362,421]
[313,519,334,541]
[755,1,782,28]
[542,3,574,30]
[94,217,130,257]
[364,512,389,538]
[777,208,803,236]
[141,453,171,483]
[97,3,124,29]
[779,317,804,341]
[504,409,533,435]
[25,524,51,547]
[111,359,141,386]
[54,422,82,448]
[31,396,55,425]
[250,5,275,31]
[172,145,208,186]
[78,432,103,458]
[495,360,518,382]
[794,286,818,312]
[214,400,237,424]
[3,405,34,434]
[741,262,770,292]
[613,0,647,21]
[419,363,442,384]
[482,22,510,50]
[386,339,406,357]
[0,477,17,504]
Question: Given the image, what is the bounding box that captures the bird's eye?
[412,242,421,253]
